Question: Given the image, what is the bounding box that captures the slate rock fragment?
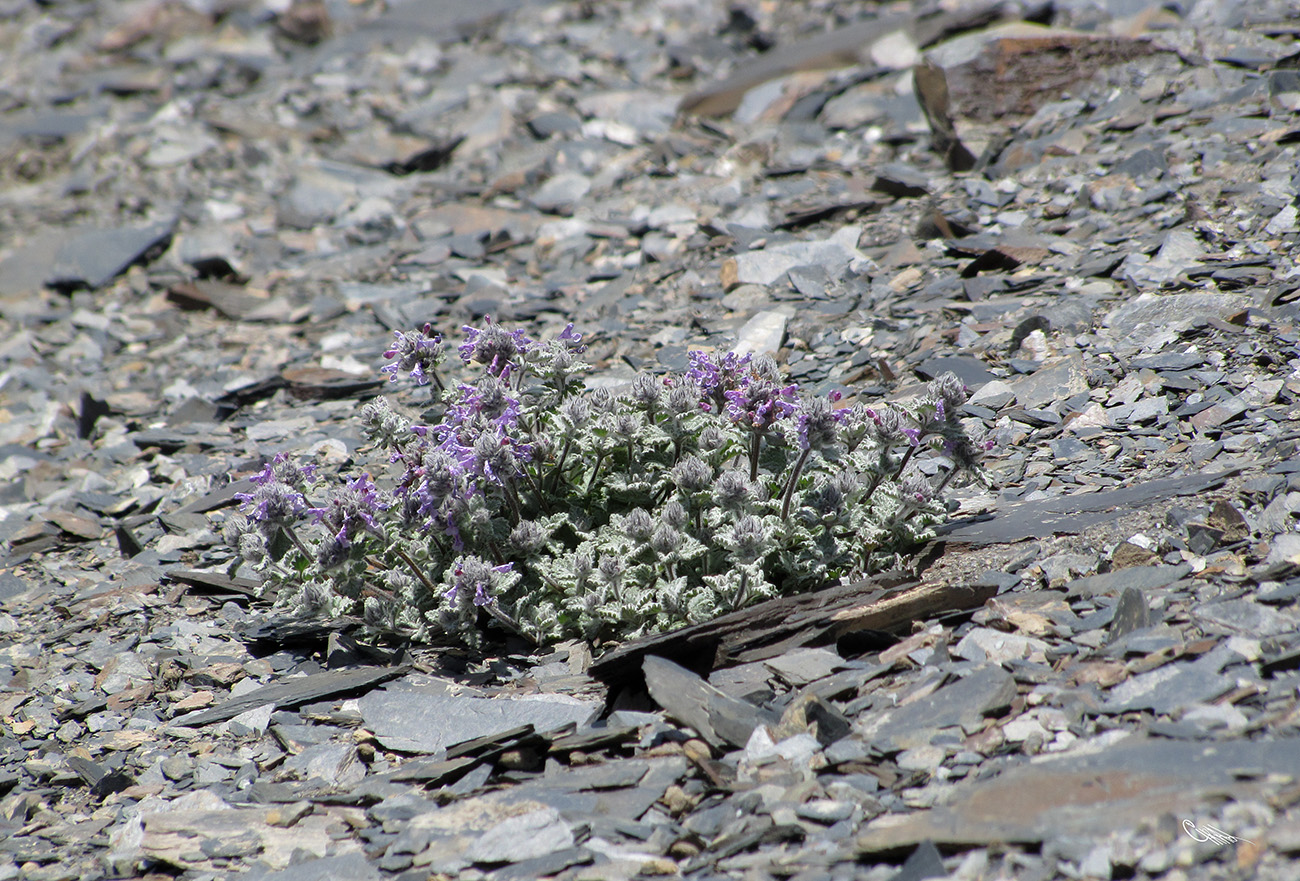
[47,217,177,292]
[643,654,778,749]
[1066,564,1190,599]
[173,665,410,726]
[1007,354,1089,410]
[1108,587,1151,642]
[913,356,994,388]
[465,806,575,865]
[940,473,1236,546]
[1103,292,1249,354]
[858,737,1300,853]
[356,688,599,754]
[860,664,1016,752]
[913,60,976,172]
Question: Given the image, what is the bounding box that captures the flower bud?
[712,470,753,513]
[650,523,682,556]
[661,500,688,531]
[671,455,713,494]
[623,508,654,541]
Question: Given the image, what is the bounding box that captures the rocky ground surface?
[4,0,1300,879]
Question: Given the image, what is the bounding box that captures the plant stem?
[893,442,917,480]
[550,436,573,494]
[360,584,397,602]
[501,478,523,524]
[393,547,439,597]
[734,567,749,610]
[519,467,546,514]
[484,601,535,643]
[283,526,313,561]
[748,432,761,482]
[938,465,959,493]
[780,448,811,520]
[863,471,882,501]
[584,452,606,496]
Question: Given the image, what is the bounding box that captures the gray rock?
[1103,292,1249,354]
[861,665,1016,751]
[281,742,366,787]
[732,310,789,357]
[1108,587,1152,642]
[858,738,1300,852]
[915,356,995,388]
[1007,354,1089,410]
[250,852,380,881]
[763,647,845,686]
[967,379,1015,409]
[728,226,868,287]
[172,665,410,726]
[530,173,592,214]
[47,217,177,291]
[225,702,275,737]
[872,163,930,197]
[356,688,599,754]
[1196,597,1297,637]
[1066,564,1190,599]
[465,807,574,865]
[1102,654,1236,714]
[1117,229,1205,287]
[797,799,856,823]
[643,654,777,749]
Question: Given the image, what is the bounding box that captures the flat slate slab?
[172,665,411,726]
[47,217,177,291]
[858,737,1300,853]
[357,687,601,754]
[937,470,1239,545]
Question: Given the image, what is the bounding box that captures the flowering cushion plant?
[223,320,989,648]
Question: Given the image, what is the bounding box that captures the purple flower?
[453,376,521,427]
[943,436,985,471]
[901,428,922,447]
[248,452,316,488]
[726,514,769,564]
[410,447,469,517]
[315,533,350,569]
[796,395,845,451]
[458,318,532,375]
[671,455,713,494]
[900,470,934,504]
[236,481,307,527]
[470,427,529,481]
[560,396,590,428]
[443,558,514,606]
[712,470,753,512]
[558,323,586,352]
[867,407,905,445]
[306,473,387,544]
[928,372,968,415]
[686,350,754,411]
[664,381,702,417]
[629,374,662,412]
[723,380,798,431]
[622,508,655,542]
[381,324,444,385]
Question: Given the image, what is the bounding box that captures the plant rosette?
[222,320,990,649]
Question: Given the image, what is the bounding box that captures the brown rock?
[1111,541,1160,570]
